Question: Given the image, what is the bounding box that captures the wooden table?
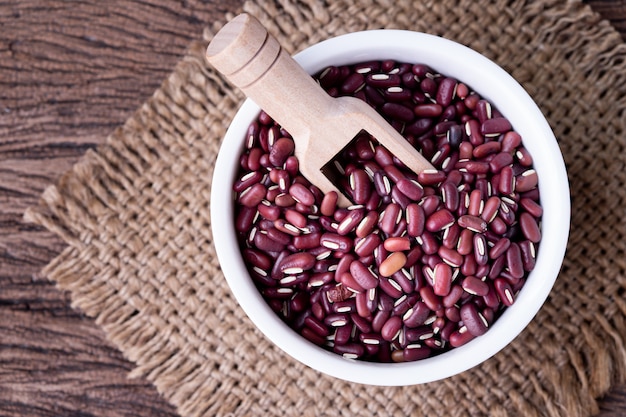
[1,1,625,415]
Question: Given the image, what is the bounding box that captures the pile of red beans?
[233,60,542,363]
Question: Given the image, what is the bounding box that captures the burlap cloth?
[24,0,626,416]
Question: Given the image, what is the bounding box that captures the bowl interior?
[210,30,570,385]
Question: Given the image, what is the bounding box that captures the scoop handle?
[206,13,333,140]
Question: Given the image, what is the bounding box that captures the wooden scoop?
[206,13,434,206]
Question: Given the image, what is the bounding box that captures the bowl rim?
[210,29,570,385]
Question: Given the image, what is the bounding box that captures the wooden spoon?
[206,13,434,206]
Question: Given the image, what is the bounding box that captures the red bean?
[289,183,315,206]
[239,183,266,207]
[473,233,488,266]
[406,117,433,137]
[354,133,376,159]
[420,194,441,217]
[465,119,483,146]
[481,196,501,223]
[292,232,321,250]
[378,275,403,298]
[458,214,488,233]
[406,203,425,237]
[426,208,455,232]
[414,103,443,117]
[357,333,382,348]
[490,152,514,173]
[381,102,414,122]
[440,181,459,212]
[396,178,424,200]
[515,169,538,192]
[498,166,515,195]
[349,260,379,290]
[418,231,440,255]
[374,170,392,197]
[436,77,457,107]
[481,117,512,137]
[494,278,515,306]
[309,271,334,288]
[420,286,443,311]
[374,145,395,167]
[349,169,371,205]
[275,192,296,207]
[449,328,476,347]
[519,240,537,271]
[334,342,366,359]
[443,285,464,308]
[381,316,402,341]
[320,191,338,216]
[403,345,432,361]
[336,208,364,236]
[482,283,500,309]
[472,141,501,158]
[467,189,483,216]
[354,233,382,258]
[243,248,272,271]
[380,237,408,252]
[380,203,401,234]
[284,155,299,176]
[420,77,437,96]
[461,276,489,296]
[254,231,285,252]
[366,72,401,88]
[392,269,415,293]
[320,233,353,253]
[355,288,377,318]
[520,197,543,218]
[438,245,463,267]
[334,322,353,345]
[501,131,522,152]
[304,316,330,337]
[255,202,278,222]
[279,252,316,275]
[460,303,488,336]
[461,160,490,175]
[442,223,461,250]
[520,212,541,242]
[506,243,525,279]
[457,229,474,256]
[489,237,511,259]
[516,146,534,166]
[341,72,365,94]
[234,170,264,193]
[379,252,407,277]
[433,263,452,296]
[339,271,365,293]
[418,169,446,185]
[235,206,258,233]
[356,211,379,238]
[269,137,295,166]
[383,164,407,184]
[283,209,305,229]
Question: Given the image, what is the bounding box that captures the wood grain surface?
[1,1,625,416]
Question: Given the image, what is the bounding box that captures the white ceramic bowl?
[211,30,570,385]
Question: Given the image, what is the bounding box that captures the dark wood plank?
[586,0,626,40]
[0,0,625,416]
[0,1,242,416]
[0,310,179,417]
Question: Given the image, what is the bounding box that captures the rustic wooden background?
[1,1,625,416]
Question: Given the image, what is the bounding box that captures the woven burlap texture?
[24,0,626,416]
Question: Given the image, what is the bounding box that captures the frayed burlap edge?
[25,1,626,416]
